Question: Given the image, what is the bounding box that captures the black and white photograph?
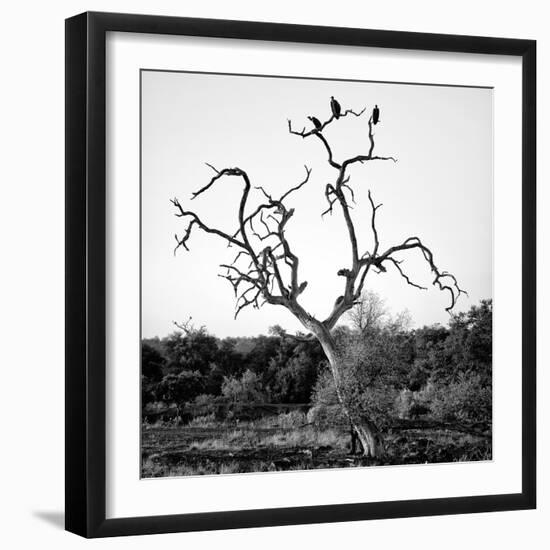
[140,70,493,478]
[0,1,543,546]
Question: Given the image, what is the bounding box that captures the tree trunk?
[351,419,381,458]
[310,324,382,458]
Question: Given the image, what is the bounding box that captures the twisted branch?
[172,164,313,319]
[173,99,464,329]
[287,103,463,328]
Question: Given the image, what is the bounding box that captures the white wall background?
[0,1,546,548]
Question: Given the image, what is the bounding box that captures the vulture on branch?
[372,104,380,125]
[330,96,341,119]
[308,116,322,131]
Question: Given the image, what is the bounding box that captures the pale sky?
[141,70,492,338]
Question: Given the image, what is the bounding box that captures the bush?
[394,389,414,419]
[277,410,308,429]
[222,370,265,404]
[335,332,400,429]
[188,413,217,427]
[393,388,431,419]
[307,404,347,429]
[192,393,218,414]
[352,385,398,429]
[310,340,399,430]
[419,374,491,425]
[157,370,204,405]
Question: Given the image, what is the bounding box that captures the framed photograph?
[65,11,536,538]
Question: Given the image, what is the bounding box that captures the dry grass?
[142,457,207,477]
[261,427,346,448]
[184,424,347,452]
[187,413,218,428]
[141,411,491,477]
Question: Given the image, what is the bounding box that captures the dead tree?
[171,101,465,457]
[347,290,388,336]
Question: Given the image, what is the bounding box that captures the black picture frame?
[65,11,536,538]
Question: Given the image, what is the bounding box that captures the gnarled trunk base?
[351,419,382,458]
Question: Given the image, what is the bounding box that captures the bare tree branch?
[171,198,245,254]
[386,258,427,291]
[287,105,406,329]
[173,164,314,318]
[173,317,205,334]
[173,99,464,327]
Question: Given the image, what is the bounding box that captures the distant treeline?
[142,299,492,427]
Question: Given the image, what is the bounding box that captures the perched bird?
[372,104,380,125]
[298,281,308,294]
[334,295,345,308]
[330,96,342,119]
[308,116,322,131]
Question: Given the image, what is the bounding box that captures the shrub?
[187,413,217,427]
[157,370,204,406]
[419,374,491,425]
[307,404,346,429]
[352,385,399,429]
[393,388,431,419]
[394,389,414,419]
[192,393,218,414]
[310,341,399,430]
[277,410,308,429]
[222,369,265,404]
[335,332,400,429]
[310,366,338,407]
